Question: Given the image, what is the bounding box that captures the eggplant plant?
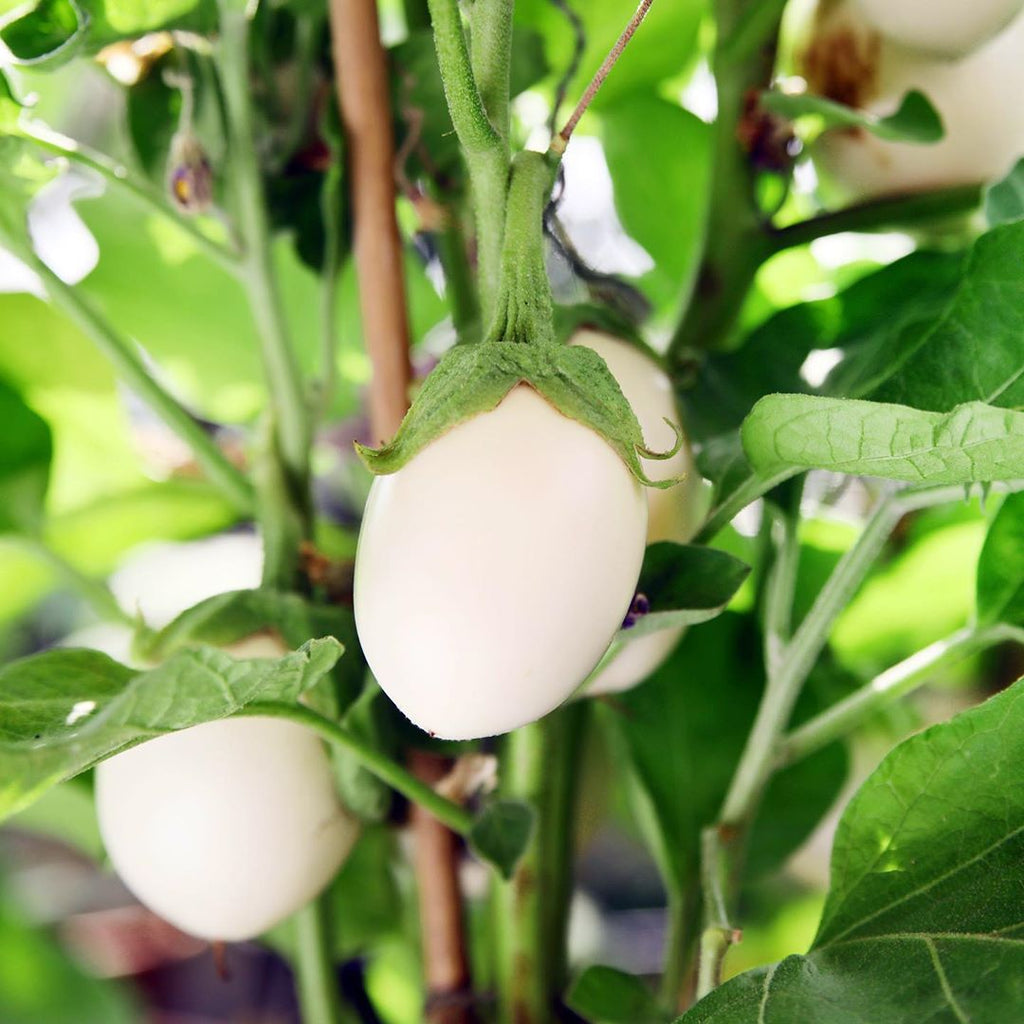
[0,0,1022,1021]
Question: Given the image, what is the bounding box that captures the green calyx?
[355,342,682,487]
[356,149,683,488]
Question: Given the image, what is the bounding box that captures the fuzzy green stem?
[777,623,1024,765]
[217,5,312,523]
[695,481,986,996]
[466,0,514,317]
[693,471,793,545]
[22,123,242,273]
[469,0,514,140]
[436,207,481,344]
[767,185,984,254]
[425,0,501,153]
[493,707,583,1024]
[493,722,548,1024]
[424,0,509,319]
[659,885,698,1014]
[31,259,254,515]
[294,896,344,1024]
[238,701,474,835]
[486,150,559,345]
[19,537,136,629]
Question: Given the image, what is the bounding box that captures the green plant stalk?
[424,0,509,319]
[695,480,989,996]
[493,708,582,1024]
[668,2,781,361]
[658,883,699,1014]
[22,123,242,272]
[318,138,345,423]
[31,259,254,515]
[538,703,587,997]
[217,5,312,524]
[694,471,793,545]
[436,203,481,344]
[238,701,474,835]
[778,622,1024,765]
[486,150,559,344]
[766,184,984,254]
[294,895,344,1024]
[19,537,136,629]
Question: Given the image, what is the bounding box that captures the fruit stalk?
[493,707,585,1024]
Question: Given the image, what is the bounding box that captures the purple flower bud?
[167,132,214,214]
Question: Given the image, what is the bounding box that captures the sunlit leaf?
[680,678,1024,1023]
[0,638,343,820]
[742,396,1024,484]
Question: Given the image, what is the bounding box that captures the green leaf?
[609,614,847,904]
[0,68,22,130]
[985,157,1024,226]
[760,89,943,143]
[600,95,711,312]
[566,965,666,1024]
[681,250,964,439]
[86,0,204,39]
[469,798,535,879]
[613,542,751,643]
[742,395,1024,485]
[141,587,348,659]
[0,637,343,821]
[0,377,51,534]
[976,492,1024,627]
[0,0,88,67]
[867,221,1024,412]
[680,678,1024,1023]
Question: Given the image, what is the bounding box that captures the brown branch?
[329,0,412,444]
[327,4,475,1021]
[552,0,656,151]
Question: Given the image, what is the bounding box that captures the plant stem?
[22,123,242,273]
[778,623,1024,765]
[659,884,698,1014]
[494,721,548,1024]
[552,0,658,150]
[486,149,559,344]
[693,471,793,545]
[696,481,981,995]
[761,488,802,681]
[424,0,501,153]
[19,537,136,628]
[493,706,584,1024]
[31,259,254,515]
[767,184,984,254]
[668,1,782,361]
[424,0,509,319]
[294,896,344,1024]
[436,207,481,344]
[317,135,345,424]
[239,701,475,835]
[469,0,514,140]
[217,4,312,504]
